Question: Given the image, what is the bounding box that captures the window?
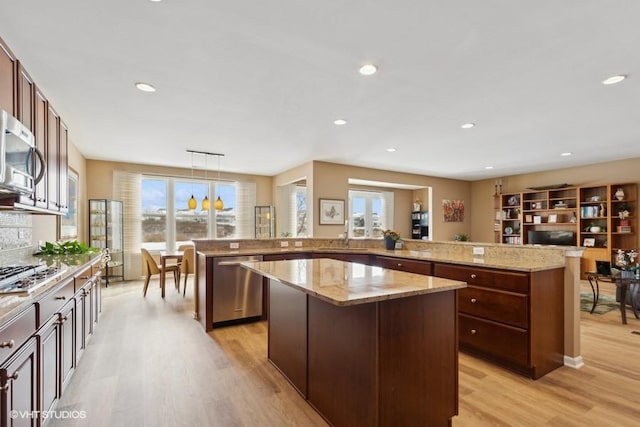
[141,176,247,250]
[348,190,393,238]
[296,186,308,237]
[278,183,308,237]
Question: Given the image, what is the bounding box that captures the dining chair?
[141,248,179,297]
[178,244,195,296]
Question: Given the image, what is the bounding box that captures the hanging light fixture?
[201,154,210,211]
[214,153,224,211]
[187,151,197,210]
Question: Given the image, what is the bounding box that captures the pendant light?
[187,151,197,210]
[201,154,210,211]
[214,153,224,211]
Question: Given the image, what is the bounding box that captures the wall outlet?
[294,241,303,247]
[229,242,240,249]
[473,247,485,256]
[280,241,289,247]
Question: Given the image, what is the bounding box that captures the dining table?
[159,250,183,298]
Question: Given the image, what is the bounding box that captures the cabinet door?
[58,120,69,214]
[16,64,37,208]
[33,89,48,208]
[0,38,16,115]
[59,301,75,395]
[374,256,432,275]
[46,105,60,211]
[37,317,59,414]
[0,337,38,427]
[74,290,87,362]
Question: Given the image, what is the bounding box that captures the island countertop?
[240,258,467,306]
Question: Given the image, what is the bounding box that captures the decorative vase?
[384,236,396,250]
[615,188,625,201]
[590,226,601,233]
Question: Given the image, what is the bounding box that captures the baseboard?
[563,355,584,369]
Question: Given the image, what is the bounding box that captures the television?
[527,230,575,246]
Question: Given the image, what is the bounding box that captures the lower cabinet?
[373,255,433,275]
[37,316,60,417]
[59,301,76,395]
[433,262,564,379]
[0,337,38,427]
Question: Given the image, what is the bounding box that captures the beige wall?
[286,161,473,240]
[471,157,640,244]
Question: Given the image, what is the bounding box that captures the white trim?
[563,355,584,369]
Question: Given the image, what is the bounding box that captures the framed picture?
[533,215,542,224]
[548,214,558,223]
[583,238,596,247]
[525,214,533,223]
[319,198,345,225]
[58,168,79,241]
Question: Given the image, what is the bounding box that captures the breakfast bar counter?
[241,258,467,427]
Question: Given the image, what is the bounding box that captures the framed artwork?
[319,198,345,225]
[583,238,596,247]
[58,168,79,241]
[442,200,464,222]
[548,214,558,223]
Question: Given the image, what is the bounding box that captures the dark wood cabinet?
[0,338,38,427]
[59,301,75,395]
[58,120,69,214]
[33,89,48,209]
[311,252,371,264]
[46,105,60,212]
[374,255,432,275]
[433,262,564,379]
[0,38,16,116]
[37,316,59,416]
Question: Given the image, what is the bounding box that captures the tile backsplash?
[0,212,34,264]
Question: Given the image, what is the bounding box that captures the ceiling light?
[461,123,475,129]
[135,82,156,92]
[359,64,378,76]
[386,148,397,152]
[602,75,627,85]
[333,119,347,126]
[485,166,494,170]
[561,152,572,157]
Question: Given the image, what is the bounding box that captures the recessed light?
[333,119,347,126]
[561,152,572,157]
[135,82,156,92]
[602,75,627,85]
[485,166,494,170]
[359,64,378,76]
[461,123,475,129]
[386,148,397,152]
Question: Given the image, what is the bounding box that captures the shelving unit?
[493,195,501,243]
[255,206,275,238]
[89,199,123,285]
[522,187,578,245]
[500,193,521,244]
[411,210,429,240]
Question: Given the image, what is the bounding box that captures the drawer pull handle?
[471,329,477,335]
[55,296,67,300]
[470,298,477,303]
[0,339,15,349]
[470,273,477,279]
[79,276,89,280]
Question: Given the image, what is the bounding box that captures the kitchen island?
[241,258,467,427]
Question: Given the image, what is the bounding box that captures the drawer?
[73,265,93,292]
[36,278,75,327]
[375,256,432,275]
[459,286,528,328]
[0,305,36,363]
[459,313,528,367]
[434,263,529,293]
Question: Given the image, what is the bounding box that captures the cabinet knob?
[0,339,15,349]
[470,298,477,303]
[397,263,403,267]
[0,371,19,391]
[471,329,477,335]
[470,273,477,279]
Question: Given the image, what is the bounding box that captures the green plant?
[34,240,99,255]
[453,234,470,241]
[383,229,402,241]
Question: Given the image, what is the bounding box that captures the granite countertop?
[198,247,566,272]
[241,258,467,306]
[0,253,102,324]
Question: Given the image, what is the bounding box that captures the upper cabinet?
[0,36,69,215]
[0,38,16,115]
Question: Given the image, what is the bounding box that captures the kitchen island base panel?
[270,284,458,427]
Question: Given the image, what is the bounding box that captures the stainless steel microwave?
[0,110,45,196]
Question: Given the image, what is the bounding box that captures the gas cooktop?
[0,264,67,295]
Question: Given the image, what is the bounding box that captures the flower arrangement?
[615,249,638,271]
[619,210,630,220]
[383,229,402,241]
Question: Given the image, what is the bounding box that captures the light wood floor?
[51,279,640,427]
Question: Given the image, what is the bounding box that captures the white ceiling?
[1,1,639,181]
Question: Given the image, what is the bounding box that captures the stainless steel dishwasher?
[212,255,264,324]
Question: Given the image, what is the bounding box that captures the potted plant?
[619,209,631,227]
[383,229,401,250]
[453,234,470,241]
